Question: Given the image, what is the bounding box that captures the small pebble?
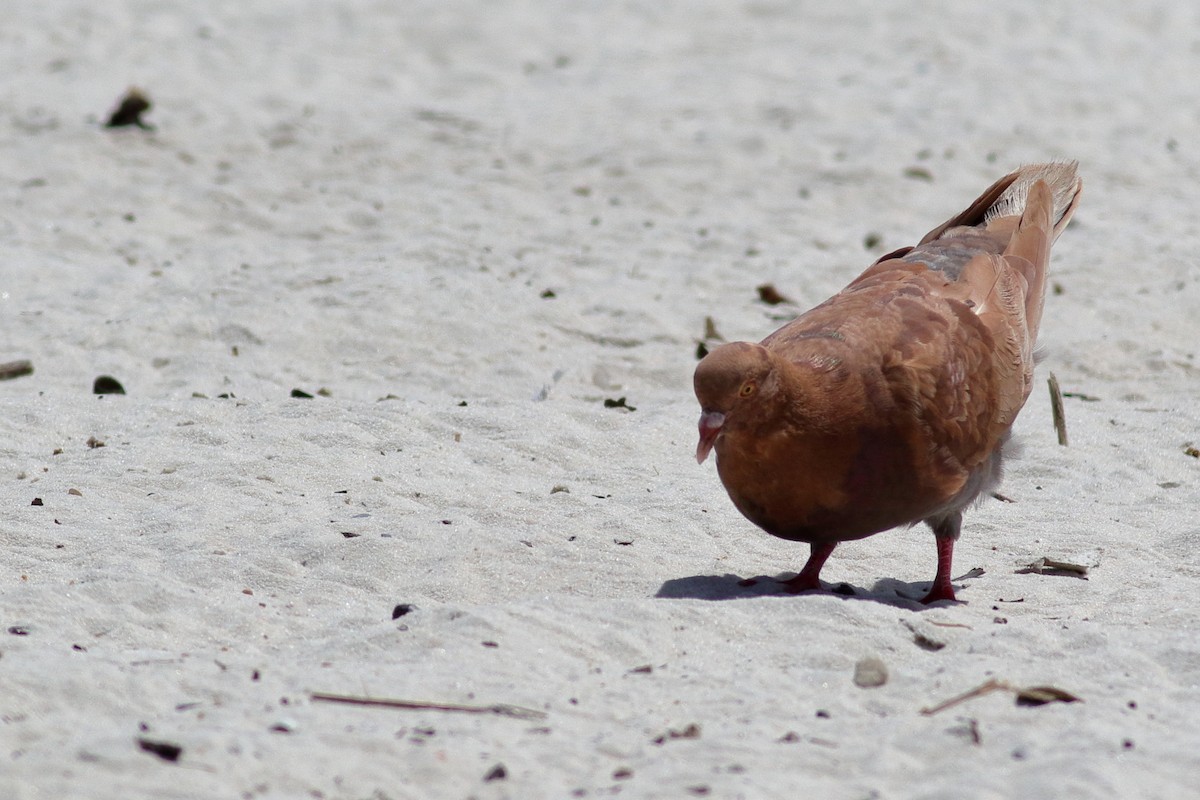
[853,656,888,688]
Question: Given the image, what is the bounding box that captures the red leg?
[782,541,837,593]
[921,514,961,604]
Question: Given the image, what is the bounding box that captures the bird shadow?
[655,572,968,610]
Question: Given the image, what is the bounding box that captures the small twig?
[921,678,1009,715]
[309,692,547,721]
[1048,373,1068,446]
[1015,557,1089,578]
[922,679,1082,715]
[0,359,33,381]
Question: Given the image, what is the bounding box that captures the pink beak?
[695,411,725,464]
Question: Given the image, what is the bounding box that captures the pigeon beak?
[696,411,725,464]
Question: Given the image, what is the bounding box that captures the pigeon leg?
[782,541,837,593]
[921,513,962,604]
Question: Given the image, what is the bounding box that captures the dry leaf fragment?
[653,723,701,744]
[1015,686,1082,707]
[756,283,792,305]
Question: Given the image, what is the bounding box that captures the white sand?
[3,1,1200,797]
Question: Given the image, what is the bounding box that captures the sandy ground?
[3,2,1200,798]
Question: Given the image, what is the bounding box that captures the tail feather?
[985,162,1082,240]
[918,161,1081,245]
[994,164,1080,339]
[1001,179,1054,337]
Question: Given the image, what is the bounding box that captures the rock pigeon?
[694,162,1082,603]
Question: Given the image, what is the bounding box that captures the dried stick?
[920,678,1010,716]
[1048,373,1068,446]
[309,691,547,720]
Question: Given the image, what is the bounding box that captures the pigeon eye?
[739,382,756,397]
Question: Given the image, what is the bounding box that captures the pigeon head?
[693,341,775,464]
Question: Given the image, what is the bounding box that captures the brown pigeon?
[694,163,1081,603]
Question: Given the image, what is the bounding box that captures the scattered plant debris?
[290,388,314,398]
[696,316,725,359]
[1016,557,1089,578]
[0,360,33,381]
[1015,686,1083,707]
[904,619,947,651]
[93,375,125,395]
[483,764,507,782]
[756,283,792,305]
[309,691,546,720]
[604,396,636,411]
[106,88,153,129]
[921,678,1081,715]
[949,718,982,745]
[903,166,934,181]
[1062,391,1100,401]
[653,723,701,744]
[86,436,106,449]
[136,737,182,762]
